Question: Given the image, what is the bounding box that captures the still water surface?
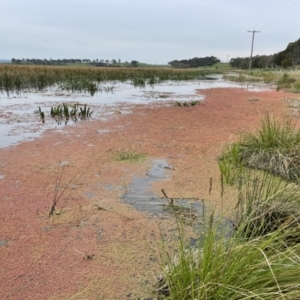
[0,78,273,148]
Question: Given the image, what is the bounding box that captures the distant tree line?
[11,58,91,65]
[273,38,300,68]
[230,37,300,69]
[230,55,275,69]
[94,60,139,67]
[168,56,220,68]
[10,58,139,67]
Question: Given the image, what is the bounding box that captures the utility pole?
[248,30,260,72]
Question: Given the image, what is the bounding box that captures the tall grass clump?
[262,71,278,83]
[218,143,243,185]
[235,171,300,242]
[277,73,296,91]
[293,81,300,92]
[158,171,300,299]
[159,229,300,298]
[242,113,300,149]
[220,113,300,182]
[159,227,300,299]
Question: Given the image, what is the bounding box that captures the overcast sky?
[1,0,300,64]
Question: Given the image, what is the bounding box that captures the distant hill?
[230,37,300,69]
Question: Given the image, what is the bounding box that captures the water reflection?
[0,79,274,148]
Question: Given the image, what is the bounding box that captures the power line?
[260,2,300,30]
[233,1,299,59]
[252,0,294,29]
[233,2,293,53]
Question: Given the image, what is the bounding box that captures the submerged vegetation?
[2,63,299,96]
[36,103,93,125]
[51,103,93,124]
[34,106,45,123]
[175,100,202,107]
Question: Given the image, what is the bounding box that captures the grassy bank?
[225,69,300,92]
[157,114,300,299]
[158,170,300,299]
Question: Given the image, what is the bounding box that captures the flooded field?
[1,77,296,299]
[0,78,274,148]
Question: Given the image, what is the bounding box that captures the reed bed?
[0,65,215,95]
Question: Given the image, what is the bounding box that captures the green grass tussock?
[159,230,300,299]
[277,73,297,91]
[114,145,145,162]
[235,171,300,242]
[158,171,300,299]
[220,113,300,182]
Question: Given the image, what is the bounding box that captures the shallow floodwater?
[0,78,274,148]
[122,159,205,219]
[122,159,235,240]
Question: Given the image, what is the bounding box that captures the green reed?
[48,103,92,125]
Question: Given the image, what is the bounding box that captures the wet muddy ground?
[0,82,293,299]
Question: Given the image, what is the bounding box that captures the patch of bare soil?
[0,88,291,299]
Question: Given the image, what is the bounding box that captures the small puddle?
[122,159,235,239]
[0,240,9,247]
[122,159,205,223]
